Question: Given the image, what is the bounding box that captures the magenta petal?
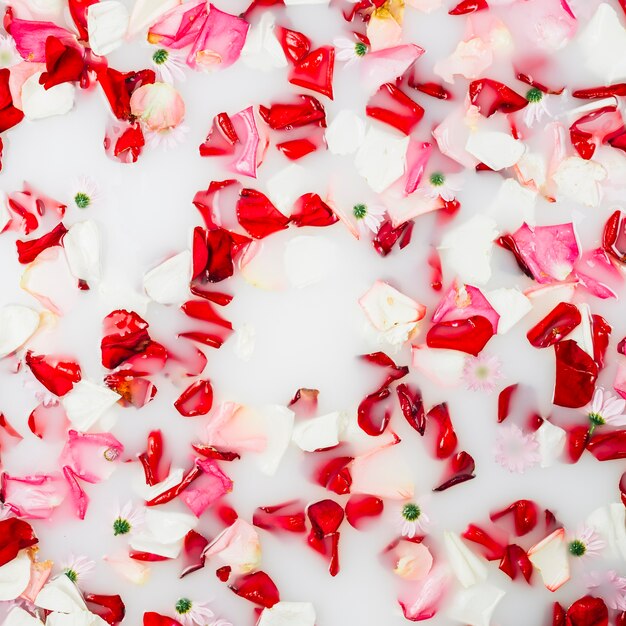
[432,282,500,332]
[230,106,263,178]
[575,247,622,299]
[6,14,78,63]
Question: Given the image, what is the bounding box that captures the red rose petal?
[101,310,152,369]
[426,315,494,355]
[289,46,335,100]
[497,384,518,423]
[603,209,626,263]
[277,26,311,64]
[565,596,608,626]
[591,314,611,368]
[276,137,318,160]
[396,383,425,435]
[553,340,599,408]
[345,494,384,529]
[181,529,209,578]
[357,387,393,436]
[462,524,506,561]
[527,303,582,348]
[469,78,527,117]
[373,220,413,257]
[490,499,538,536]
[236,188,290,239]
[565,424,590,463]
[0,68,24,134]
[253,500,307,533]
[229,571,280,608]
[314,455,353,494]
[143,613,182,626]
[0,517,38,567]
[25,352,81,396]
[290,193,338,228]
[587,429,626,461]
[449,0,489,14]
[199,112,239,157]
[259,95,326,130]
[307,499,344,537]
[426,403,458,459]
[174,380,214,417]
[366,83,424,135]
[40,36,84,90]
[433,450,475,491]
[83,594,125,626]
[16,222,67,264]
[499,544,533,583]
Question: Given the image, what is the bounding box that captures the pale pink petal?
[179,459,233,517]
[360,44,423,93]
[60,430,124,484]
[130,82,185,131]
[203,519,261,576]
[2,474,66,519]
[147,0,207,49]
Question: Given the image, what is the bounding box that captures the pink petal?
[60,430,124,484]
[6,14,78,63]
[360,44,424,94]
[147,0,208,49]
[179,459,233,517]
[2,473,66,519]
[432,282,500,332]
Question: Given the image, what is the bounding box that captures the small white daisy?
[71,177,99,210]
[397,500,430,538]
[568,525,606,559]
[61,555,95,584]
[523,88,552,127]
[145,124,189,150]
[333,36,368,68]
[353,202,385,236]
[175,599,215,626]
[0,34,20,68]
[151,48,187,84]
[423,172,462,202]
[112,502,145,536]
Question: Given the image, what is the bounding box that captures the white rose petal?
[87,1,129,56]
[46,612,109,626]
[0,551,31,601]
[411,345,466,387]
[438,215,498,285]
[233,323,255,361]
[465,131,525,171]
[128,0,180,38]
[487,178,536,231]
[284,236,335,289]
[240,13,286,71]
[61,380,121,432]
[129,509,197,559]
[527,528,570,591]
[447,584,506,626]
[586,503,626,561]
[103,553,150,585]
[0,305,40,358]
[22,73,74,120]
[258,602,316,626]
[325,110,366,155]
[567,303,594,358]
[143,251,191,304]
[552,156,606,208]
[21,0,63,16]
[292,411,347,452]
[35,575,87,613]
[255,405,295,475]
[63,221,101,285]
[266,165,310,216]
[3,607,44,626]
[516,152,547,190]
[133,467,184,501]
[443,532,488,588]
[485,288,532,335]
[536,420,566,468]
[355,127,409,193]
[578,3,626,84]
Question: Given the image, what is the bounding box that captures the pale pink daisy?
[397,499,430,538]
[585,387,626,434]
[333,36,368,68]
[463,354,503,393]
[175,599,215,626]
[151,48,187,84]
[210,620,233,626]
[71,176,99,211]
[146,124,190,150]
[523,88,552,127]
[494,424,540,473]
[112,502,145,536]
[423,172,462,202]
[567,525,606,559]
[353,202,385,236]
[61,555,95,584]
[586,570,626,611]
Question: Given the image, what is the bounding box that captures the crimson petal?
[426,315,494,355]
[527,303,582,348]
[553,340,598,408]
[345,494,384,529]
[229,571,280,608]
[490,499,538,536]
[253,500,306,533]
[237,188,290,239]
[289,46,335,100]
[174,380,214,417]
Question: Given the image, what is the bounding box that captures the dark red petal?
[25,352,81,396]
[0,518,38,567]
[143,612,182,626]
[314,456,353,494]
[449,0,489,14]
[83,594,125,626]
[259,95,326,130]
[39,36,84,89]
[276,137,318,160]
[104,122,145,163]
[191,443,240,462]
[426,315,494,355]
[573,85,626,98]
[138,430,165,487]
[591,314,611,369]
[366,83,424,135]
[230,571,280,608]
[373,220,413,257]
[199,112,239,157]
[565,596,608,626]
[289,47,335,100]
[360,352,409,390]
[587,430,626,461]
[620,471,626,507]
[496,233,535,278]
[462,524,506,561]
[396,383,425,435]
[180,529,208,578]
[16,222,67,264]
[101,310,152,369]
[174,380,213,417]
[433,450,475,491]
[553,340,599,408]
[237,188,290,239]
[357,387,393,436]
[426,403,458,459]
[499,544,533,583]
[307,499,344,536]
[130,551,171,562]
[345,494,384,529]
[554,603,567,626]
[253,500,307,533]
[410,81,452,100]
[192,179,239,230]
[469,78,528,117]
[490,499,538,536]
[603,210,626,263]
[181,300,232,329]
[527,302,582,348]
[290,193,338,228]
[498,384,518,423]
[97,67,156,121]
[565,425,590,463]
[145,464,202,506]
[277,26,311,64]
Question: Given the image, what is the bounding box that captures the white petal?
[292,411,347,452]
[35,575,87,613]
[325,110,366,155]
[133,467,184,500]
[22,73,74,120]
[578,3,626,84]
[63,221,101,285]
[61,380,121,432]
[129,509,197,558]
[567,303,594,358]
[266,164,310,216]
[87,1,129,56]
[0,551,31,601]
[552,156,606,208]
[233,323,255,361]
[586,503,626,561]
[465,131,525,171]
[485,288,532,335]
[447,584,505,626]
[438,215,498,285]
[127,0,180,38]
[354,127,409,193]
[257,602,316,626]
[255,405,295,475]
[46,612,109,626]
[204,519,261,575]
[3,607,44,626]
[487,178,536,231]
[536,420,566,468]
[240,13,287,71]
[527,528,570,591]
[143,250,191,304]
[18,0,63,16]
[284,236,336,289]
[350,443,414,499]
[411,345,465,387]
[103,552,150,585]
[443,531,488,588]
[0,304,40,358]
